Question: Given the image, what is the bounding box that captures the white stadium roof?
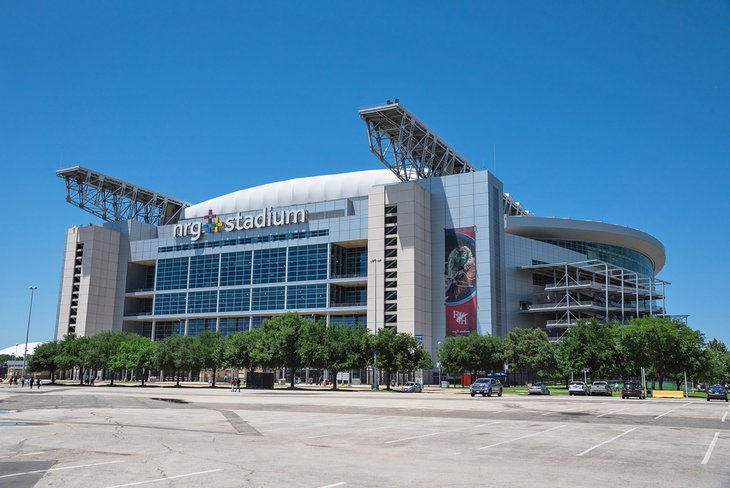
[183,169,400,219]
[1,342,44,357]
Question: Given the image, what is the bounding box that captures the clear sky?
[1,2,728,348]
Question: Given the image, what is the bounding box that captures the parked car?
[621,382,646,399]
[528,383,550,395]
[469,378,503,397]
[590,381,612,396]
[401,381,422,393]
[568,381,589,396]
[706,385,728,402]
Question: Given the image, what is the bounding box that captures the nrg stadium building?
[54,101,672,380]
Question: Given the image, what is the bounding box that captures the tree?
[108,335,156,386]
[323,324,370,390]
[81,332,127,385]
[223,330,260,379]
[255,313,305,389]
[27,341,60,383]
[154,335,199,387]
[558,319,618,381]
[55,334,89,385]
[194,331,225,387]
[437,336,470,377]
[504,327,556,383]
[372,327,399,389]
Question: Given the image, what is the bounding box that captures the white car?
[568,381,589,396]
[402,382,422,393]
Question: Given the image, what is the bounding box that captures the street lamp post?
[370,258,381,390]
[437,341,442,387]
[23,286,38,378]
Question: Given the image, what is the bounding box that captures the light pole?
[23,286,38,378]
[370,258,381,390]
[437,341,442,387]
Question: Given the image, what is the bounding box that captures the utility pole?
[370,258,381,390]
[23,286,38,378]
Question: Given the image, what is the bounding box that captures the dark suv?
[621,382,646,399]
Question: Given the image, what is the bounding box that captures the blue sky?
[1,2,728,348]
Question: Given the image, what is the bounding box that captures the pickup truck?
[469,378,503,397]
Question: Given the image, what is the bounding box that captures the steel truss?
[359,100,531,216]
[521,259,670,341]
[57,166,189,225]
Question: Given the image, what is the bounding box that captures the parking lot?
[0,385,728,487]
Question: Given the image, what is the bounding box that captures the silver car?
[590,381,612,396]
[469,378,503,397]
[401,381,422,393]
[528,383,550,395]
[568,381,589,396]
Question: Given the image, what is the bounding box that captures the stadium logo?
[174,208,308,241]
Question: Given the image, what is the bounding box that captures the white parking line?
[306,425,393,439]
[0,460,125,479]
[576,427,637,457]
[316,483,346,488]
[701,432,720,465]
[596,407,629,418]
[477,424,566,450]
[654,402,691,420]
[541,405,586,416]
[103,469,223,488]
[722,412,727,423]
[385,421,499,444]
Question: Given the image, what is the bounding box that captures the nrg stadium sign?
[174,208,308,241]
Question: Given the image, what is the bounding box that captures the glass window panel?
[220,251,252,286]
[287,244,328,282]
[252,248,287,284]
[219,288,251,312]
[187,290,218,314]
[286,284,327,309]
[154,292,186,315]
[189,254,219,288]
[155,258,188,290]
[251,286,285,311]
[219,317,250,335]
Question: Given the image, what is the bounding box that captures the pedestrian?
[236,377,241,392]
[36,378,41,389]
[30,377,34,388]
[230,378,236,392]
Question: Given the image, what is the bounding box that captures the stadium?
[55,101,672,382]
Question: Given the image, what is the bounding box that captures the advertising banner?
[445,227,477,336]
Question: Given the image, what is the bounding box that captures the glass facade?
[188,254,219,288]
[539,240,654,276]
[251,286,286,311]
[157,229,329,253]
[154,293,186,315]
[330,245,367,278]
[252,248,287,284]
[154,320,184,340]
[220,251,252,286]
[187,318,216,336]
[219,317,250,335]
[329,314,367,328]
[251,316,272,329]
[330,285,367,307]
[287,284,327,309]
[187,290,218,314]
[287,244,328,282]
[156,257,188,290]
[219,288,251,313]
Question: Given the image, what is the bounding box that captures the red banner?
[445,227,477,336]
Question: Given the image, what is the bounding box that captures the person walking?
[36,378,41,389]
[30,377,34,388]
[236,377,241,392]
[230,378,236,392]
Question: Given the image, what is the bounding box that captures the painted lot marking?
[103,469,223,488]
[654,402,691,420]
[385,421,499,445]
[0,460,125,480]
[577,427,637,457]
[701,432,720,465]
[477,424,566,450]
[307,424,393,439]
[316,483,346,488]
[722,412,727,423]
[597,407,629,418]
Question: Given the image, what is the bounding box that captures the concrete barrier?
[652,390,684,398]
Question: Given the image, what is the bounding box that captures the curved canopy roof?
[505,216,666,273]
[183,169,400,219]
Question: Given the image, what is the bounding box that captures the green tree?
[255,313,305,389]
[437,336,469,377]
[194,331,225,387]
[558,319,618,381]
[154,335,200,387]
[372,327,399,389]
[27,341,60,383]
[108,334,156,386]
[223,330,260,379]
[55,334,89,385]
[81,332,127,385]
[504,327,556,383]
